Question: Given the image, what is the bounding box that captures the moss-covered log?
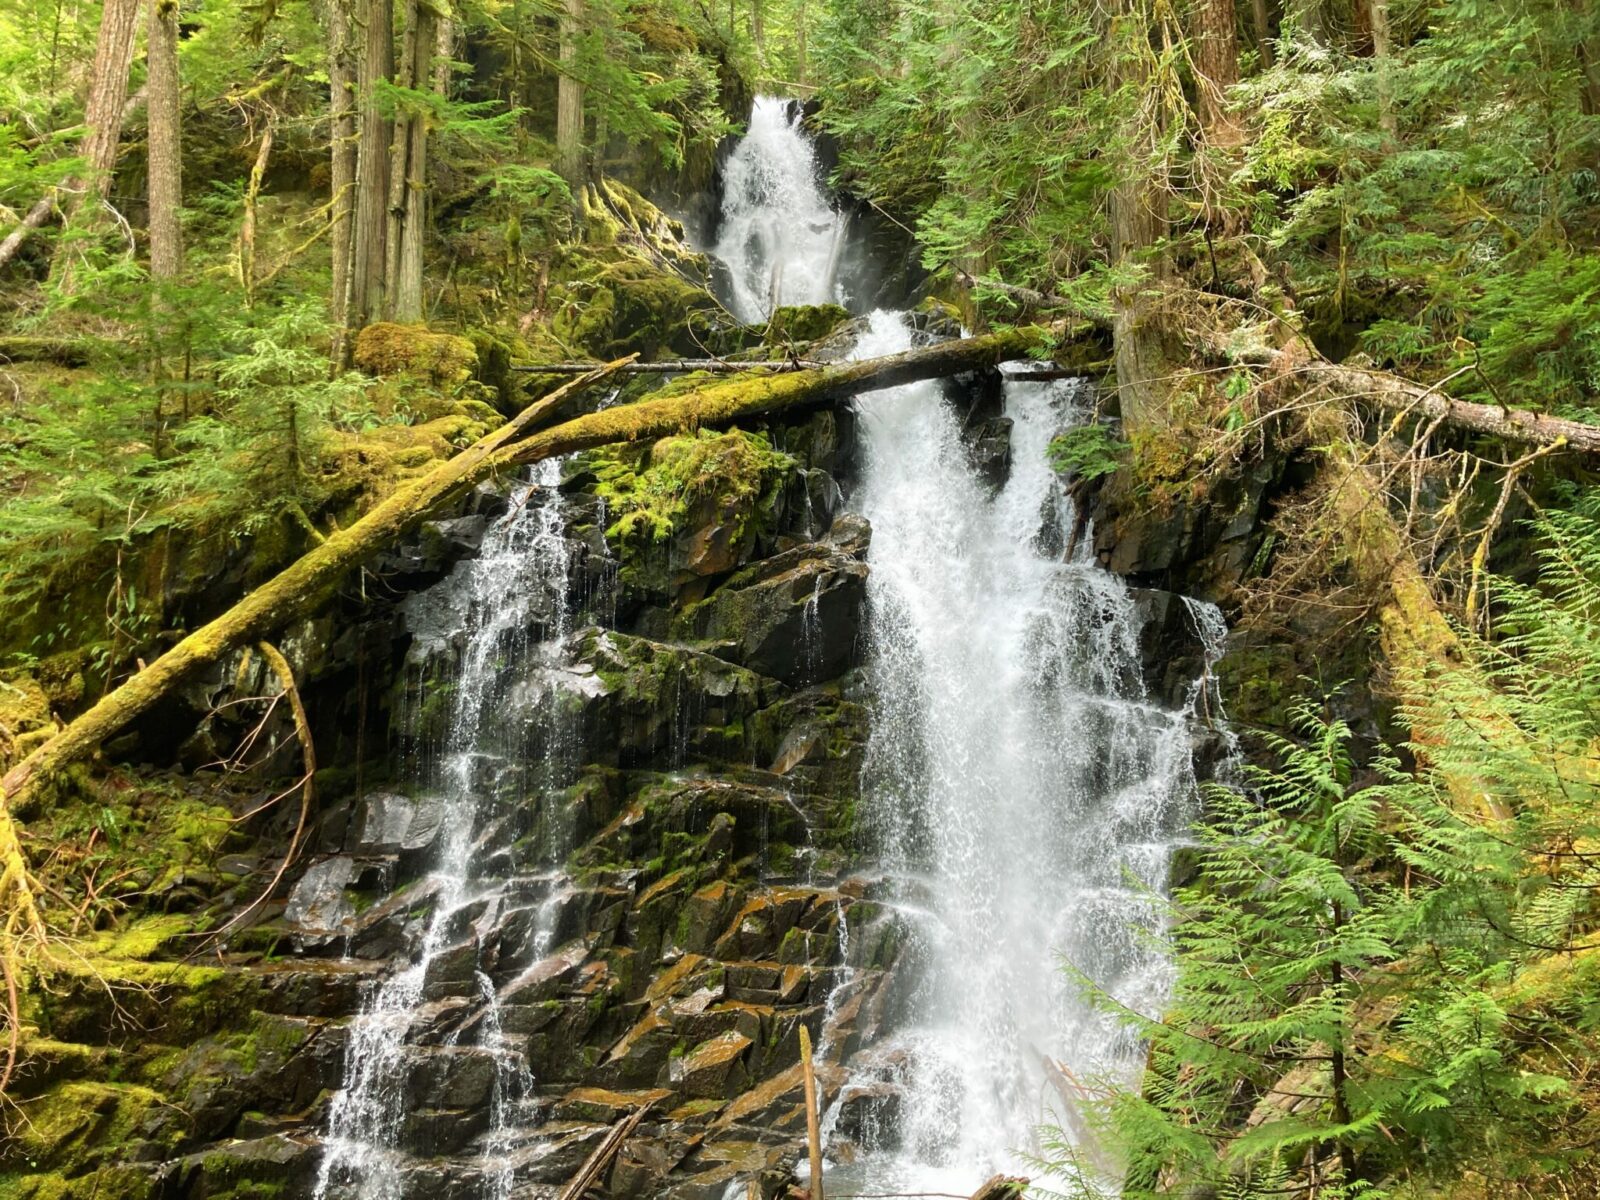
[0,335,90,366]
[0,322,1076,816]
[0,357,633,816]
[492,320,1086,471]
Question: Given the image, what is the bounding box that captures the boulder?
[676,537,868,687]
[667,1031,753,1099]
[283,856,355,940]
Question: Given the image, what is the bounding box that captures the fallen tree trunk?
[1,322,1067,816]
[0,357,632,815]
[0,336,90,366]
[516,358,1099,383]
[489,321,1075,472]
[513,358,829,373]
[1307,361,1600,457]
[0,198,55,273]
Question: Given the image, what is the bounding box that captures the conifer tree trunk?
[383,0,418,312]
[556,0,585,186]
[327,0,359,348]
[350,0,394,328]
[1193,0,1244,147]
[49,0,142,283]
[1575,0,1600,116]
[1369,0,1396,138]
[1252,0,1274,67]
[387,1,438,322]
[146,0,183,279]
[1109,0,1174,435]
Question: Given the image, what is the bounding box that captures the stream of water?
[315,459,585,1200]
[713,96,1207,1194]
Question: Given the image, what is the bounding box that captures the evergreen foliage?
[1093,487,1600,1196]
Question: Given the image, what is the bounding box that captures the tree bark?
[238,124,273,308]
[327,0,359,352]
[1192,0,1244,147]
[1251,0,1274,67]
[350,0,394,328]
[146,0,183,280]
[75,0,142,211]
[556,0,585,187]
[49,0,142,284]
[1109,0,1174,435]
[386,1,439,322]
[1306,361,1600,457]
[1369,0,1396,138]
[1574,0,1600,116]
[0,323,1061,814]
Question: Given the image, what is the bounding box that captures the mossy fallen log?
[0,322,1076,818]
[0,336,90,366]
[490,321,1082,471]
[0,357,633,817]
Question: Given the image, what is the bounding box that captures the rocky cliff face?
[3,371,908,1200]
[5,313,1263,1200]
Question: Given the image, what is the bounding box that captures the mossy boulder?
[550,256,723,361]
[573,430,795,596]
[353,323,478,387]
[763,304,851,348]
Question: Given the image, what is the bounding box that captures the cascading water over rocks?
[711,97,1218,1193]
[298,94,1220,1200]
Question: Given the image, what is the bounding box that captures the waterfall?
[315,459,587,1200]
[712,96,850,322]
[709,100,1207,1194]
[843,316,1197,1192]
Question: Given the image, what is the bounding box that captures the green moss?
[10,1081,165,1171]
[0,1168,158,1200]
[82,912,196,960]
[581,428,794,548]
[764,304,851,346]
[353,323,479,387]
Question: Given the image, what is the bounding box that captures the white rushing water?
[713,96,851,322]
[712,98,1207,1193]
[315,459,582,1200]
[845,317,1198,1193]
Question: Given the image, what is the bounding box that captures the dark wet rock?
[676,538,868,688]
[564,629,776,766]
[1129,588,1211,708]
[966,416,1014,491]
[595,1008,678,1089]
[553,1086,674,1123]
[353,792,445,861]
[405,1046,498,1110]
[667,1030,752,1099]
[284,856,355,940]
[833,1080,903,1151]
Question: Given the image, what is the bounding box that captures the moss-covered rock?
[763,305,851,348]
[353,323,479,387]
[574,429,795,597]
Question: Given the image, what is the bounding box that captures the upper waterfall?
[713,96,852,322]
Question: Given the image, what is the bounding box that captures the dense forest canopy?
[4,0,1600,1198]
